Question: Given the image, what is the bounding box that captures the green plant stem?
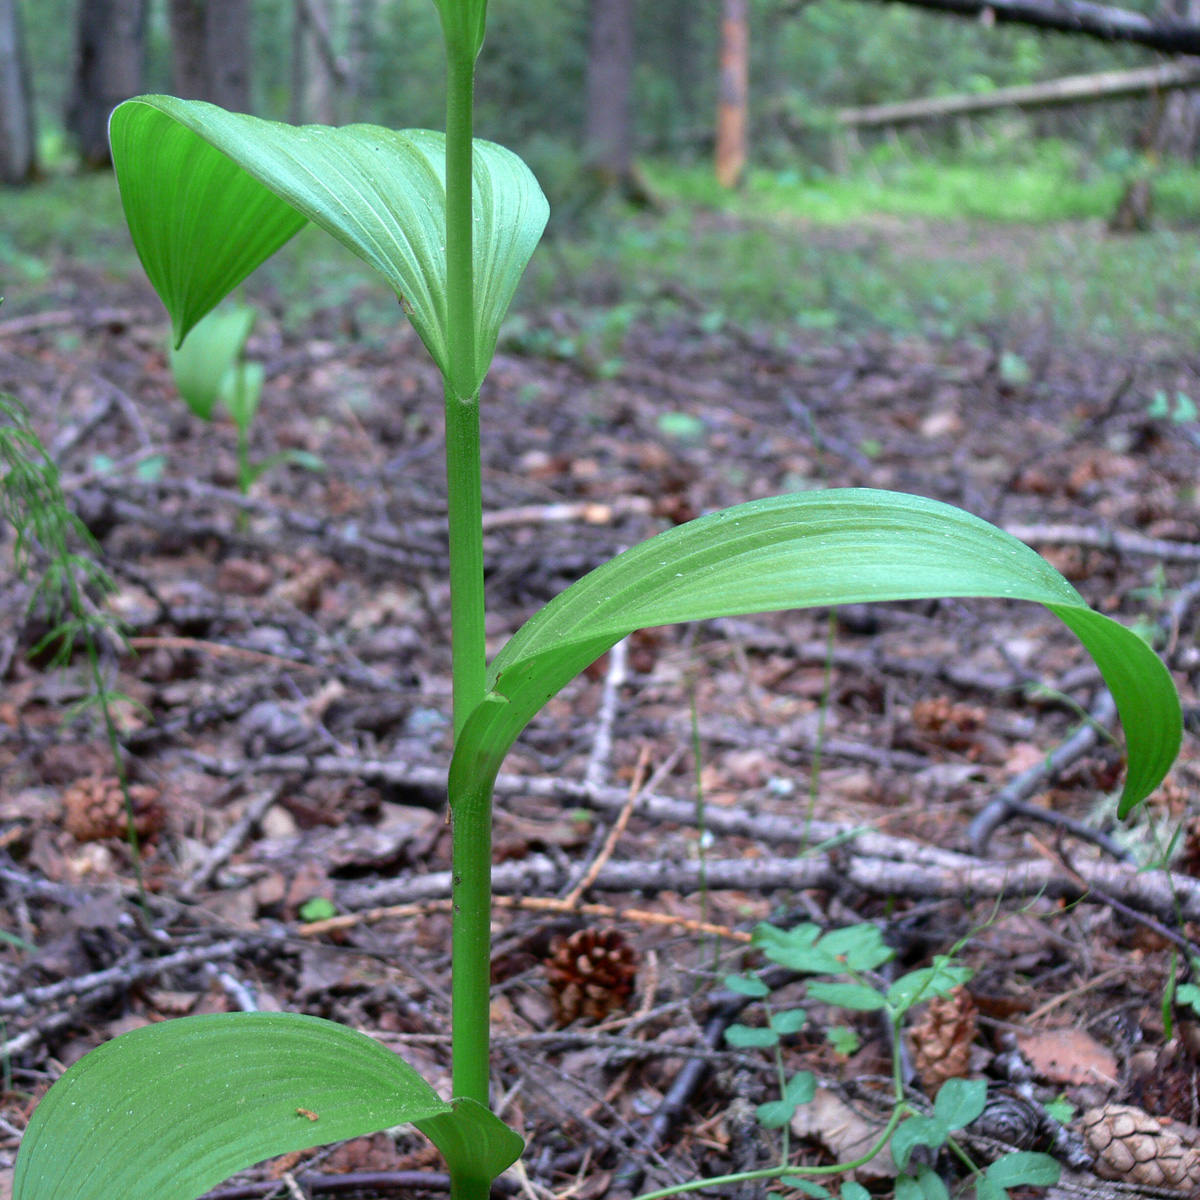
[629,1104,907,1200]
[443,36,492,1122]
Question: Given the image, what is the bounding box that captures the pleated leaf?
[451,489,1179,819]
[109,97,548,391]
[13,1013,450,1200]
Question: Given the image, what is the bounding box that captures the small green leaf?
[756,1099,797,1129]
[984,1151,1061,1189]
[169,305,255,420]
[783,1070,816,1106]
[725,1024,779,1049]
[14,1013,449,1200]
[753,923,834,973]
[135,454,168,483]
[805,981,886,1011]
[1043,1096,1076,1125]
[724,973,770,998]
[912,1165,950,1200]
[974,1180,1006,1200]
[824,1026,860,1055]
[657,411,706,441]
[840,1185,871,1200]
[894,1176,923,1200]
[932,1077,986,1131]
[770,1008,808,1035]
[414,1097,524,1191]
[1175,982,1200,1016]
[756,1070,814,1124]
[891,1115,949,1170]
[298,897,337,922]
[816,924,893,972]
[886,959,973,1012]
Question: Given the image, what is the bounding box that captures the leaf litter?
[0,270,1199,1197]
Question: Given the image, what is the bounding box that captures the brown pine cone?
[63,774,165,842]
[544,927,638,1027]
[908,986,977,1093]
[1080,1105,1200,1190]
[911,697,986,752]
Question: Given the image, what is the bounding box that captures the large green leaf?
[451,489,1180,819]
[109,97,548,391]
[13,1013,450,1200]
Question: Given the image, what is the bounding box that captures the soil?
[2,267,1200,1199]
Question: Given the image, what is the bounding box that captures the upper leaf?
[13,1013,449,1200]
[110,97,548,392]
[431,0,488,61]
[450,489,1180,819]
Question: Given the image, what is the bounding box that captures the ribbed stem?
[443,39,492,1115]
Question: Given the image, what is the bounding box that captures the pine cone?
[1080,1105,1200,1190]
[908,986,977,1093]
[544,927,638,1027]
[911,697,986,752]
[63,774,164,842]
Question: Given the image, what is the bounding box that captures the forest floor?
[2,253,1200,1200]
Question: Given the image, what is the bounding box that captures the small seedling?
[170,304,323,493]
[10,1,1183,1199]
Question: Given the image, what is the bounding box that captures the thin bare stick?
[566,742,648,907]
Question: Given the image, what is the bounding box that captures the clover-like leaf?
[110,97,548,394]
[805,981,887,1011]
[932,1077,987,1131]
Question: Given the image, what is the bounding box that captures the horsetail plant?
[13,3,1183,1200]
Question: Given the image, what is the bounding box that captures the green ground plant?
[10,3,1184,1200]
[168,303,324,492]
[688,920,1060,1200]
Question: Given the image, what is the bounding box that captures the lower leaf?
[14,1013,450,1200]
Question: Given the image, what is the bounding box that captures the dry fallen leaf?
[1017,1028,1118,1087]
[790,1086,897,1181]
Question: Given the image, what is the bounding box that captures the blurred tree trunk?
[347,0,373,121]
[170,0,252,112]
[716,0,748,188]
[67,0,148,168]
[585,0,635,187]
[1155,0,1200,157]
[291,0,339,125]
[0,0,37,185]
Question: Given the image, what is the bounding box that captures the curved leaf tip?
[451,489,1181,818]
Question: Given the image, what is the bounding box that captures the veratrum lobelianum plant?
[13,2,1182,1200]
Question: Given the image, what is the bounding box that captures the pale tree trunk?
[170,0,251,111]
[67,0,148,167]
[716,0,749,188]
[347,0,373,120]
[585,0,635,186]
[291,0,338,125]
[0,0,37,185]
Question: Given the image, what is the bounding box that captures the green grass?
[4,144,1200,352]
